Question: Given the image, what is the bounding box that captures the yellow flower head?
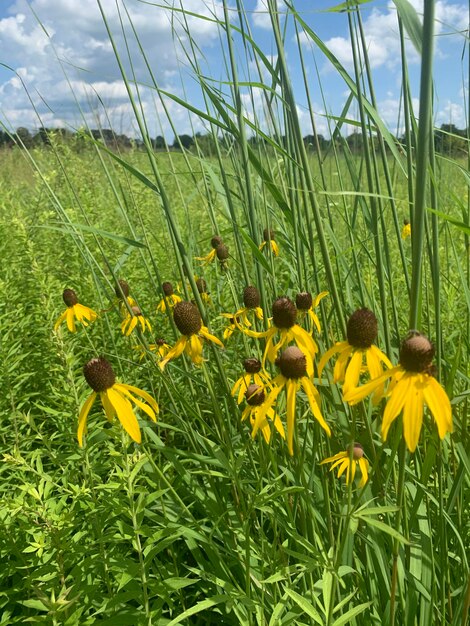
[258,347,331,455]
[401,219,411,240]
[121,306,152,336]
[222,286,264,337]
[54,289,98,333]
[115,279,136,312]
[259,227,279,257]
[157,282,182,313]
[321,443,369,487]
[196,277,212,305]
[296,290,328,333]
[318,308,392,402]
[159,301,223,369]
[135,338,171,361]
[231,357,271,404]
[242,296,318,376]
[241,383,285,444]
[344,332,453,452]
[78,357,159,446]
[195,234,224,265]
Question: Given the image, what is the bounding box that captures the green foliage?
[0,2,469,625]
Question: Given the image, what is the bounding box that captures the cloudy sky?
[0,0,467,139]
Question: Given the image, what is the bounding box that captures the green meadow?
[0,1,469,625]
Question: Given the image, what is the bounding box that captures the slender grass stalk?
[409,0,436,329]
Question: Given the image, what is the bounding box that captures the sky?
[0,0,468,139]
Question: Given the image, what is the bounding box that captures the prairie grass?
[0,1,469,625]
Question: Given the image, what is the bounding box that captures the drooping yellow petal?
[343,349,363,395]
[333,347,351,384]
[320,451,347,465]
[285,379,297,456]
[195,249,217,265]
[187,333,204,364]
[106,387,141,443]
[54,310,67,331]
[358,457,369,487]
[370,344,393,370]
[159,336,188,370]
[318,341,348,378]
[301,377,331,436]
[344,366,400,405]
[313,291,329,308]
[382,373,413,442]
[268,407,285,439]
[270,240,279,257]
[200,327,224,348]
[77,392,97,447]
[336,458,350,479]
[116,383,159,421]
[66,307,76,333]
[75,303,98,322]
[101,391,115,422]
[402,375,424,452]
[366,346,386,403]
[259,241,267,252]
[423,376,453,439]
[291,324,318,358]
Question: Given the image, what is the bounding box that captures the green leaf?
[166,596,228,626]
[285,589,324,624]
[427,208,470,235]
[36,223,146,248]
[331,601,372,626]
[393,0,423,54]
[354,514,411,545]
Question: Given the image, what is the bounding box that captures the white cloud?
[301,0,468,72]
[0,0,225,135]
[252,0,286,29]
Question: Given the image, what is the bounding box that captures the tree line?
[0,123,468,157]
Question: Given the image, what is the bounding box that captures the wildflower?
[296,291,328,333]
[54,289,98,333]
[78,357,159,446]
[216,243,229,270]
[320,443,369,487]
[159,301,223,369]
[195,235,224,265]
[242,296,318,375]
[260,347,331,455]
[196,277,212,305]
[242,384,285,444]
[121,306,152,336]
[318,308,392,402]
[344,332,453,452]
[157,282,182,313]
[231,357,271,404]
[115,279,136,310]
[222,285,264,338]
[401,219,411,240]
[259,228,279,257]
[135,338,171,361]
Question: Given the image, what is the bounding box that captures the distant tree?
[173,134,194,150]
[193,132,217,156]
[152,135,167,150]
[14,127,33,148]
[434,123,467,156]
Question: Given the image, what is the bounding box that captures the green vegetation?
[0,1,469,625]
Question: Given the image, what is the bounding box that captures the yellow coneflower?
[318,308,392,402]
[135,338,171,361]
[196,277,212,305]
[159,301,223,369]
[221,286,264,338]
[231,357,271,404]
[195,235,224,265]
[344,332,453,453]
[259,228,279,257]
[242,384,285,444]
[54,289,98,333]
[296,291,328,333]
[321,443,369,487]
[115,279,136,311]
[78,357,159,446]
[401,219,411,240]
[157,282,182,313]
[257,347,331,455]
[221,314,240,341]
[121,306,152,336]
[242,296,318,376]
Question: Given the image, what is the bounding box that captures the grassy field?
[1,1,469,625]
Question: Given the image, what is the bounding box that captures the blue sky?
[0,0,467,138]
